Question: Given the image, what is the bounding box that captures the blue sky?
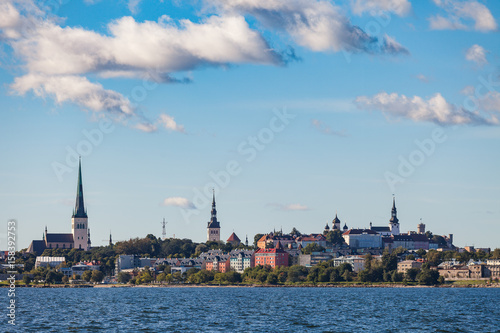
[1,0,499,249]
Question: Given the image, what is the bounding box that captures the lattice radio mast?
[161,218,168,239]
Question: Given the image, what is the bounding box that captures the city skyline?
[1,0,499,249]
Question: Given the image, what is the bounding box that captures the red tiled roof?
[255,248,286,254]
[227,232,240,242]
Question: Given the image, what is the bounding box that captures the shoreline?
[5,283,500,289]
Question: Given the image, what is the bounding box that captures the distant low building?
[35,256,65,269]
[295,234,327,248]
[115,255,153,273]
[299,252,334,267]
[397,260,423,274]
[332,255,366,272]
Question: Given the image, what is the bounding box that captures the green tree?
[45,271,57,285]
[406,268,420,282]
[117,272,131,283]
[82,270,92,282]
[224,271,242,283]
[253,234,264,248]
[23,275,32,285]
[416,268,440,285]
[381,252,398,272]
[290,228,301,237]
[266,273,278,285]
[91,270,104,283]
[301,243,325,254]
[325,230,345,246]
[62,276,69,284]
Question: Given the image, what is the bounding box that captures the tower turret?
[389,197,400,235]
[207,190,221,242]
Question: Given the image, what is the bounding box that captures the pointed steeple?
[390,196,399,224]
[73,157,87,218]
[207,189,220,228]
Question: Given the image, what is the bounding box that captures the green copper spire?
[73,157,87,218]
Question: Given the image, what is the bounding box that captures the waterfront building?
[397,260,423,274]
[332,255,366,272]
[35,256,66,269]
[254,242,289,268]
[204,255,230,272]
[207,191,221,242]
[229,250,254,273]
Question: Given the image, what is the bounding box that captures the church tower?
[207,190,221,242]
[72,158,90,250]
[389,197,400,235]
[332,213,341,230]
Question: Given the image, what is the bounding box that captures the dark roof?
[410,234,429,242]
[46,233,74,243]
[27,240,46,255]
[227,232,240,242]
[343,229,378,235]
[371,226,391,232]
[393,235,412,241]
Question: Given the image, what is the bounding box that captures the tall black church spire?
[73,158,87,218]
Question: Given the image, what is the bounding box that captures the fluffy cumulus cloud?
[206,0,409,54]
[355,92,499,125]
[465,44,488,65]
[162,197,196,209]
[350,0,412,16]
[1,0,283,131]
[429,0,497,32]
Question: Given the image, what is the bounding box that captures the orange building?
[204,255,231,273]
[254,243,289,268]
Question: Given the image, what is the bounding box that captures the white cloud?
[381,34,409,55]
[11,74,134,115]
[11,15,282,78]
[429,0,497,32]
[207,0,409,54]
[355,92,497,125]
[157,114,185,133]
[478,91,500,113]
[350,0,411,16]
[3,0,284,131]
[162,197,196,209]
[465,44,488,65]
[311,119,347,137]
[460,85,475,95]
[128,0,143,15]
[416,74,430,83]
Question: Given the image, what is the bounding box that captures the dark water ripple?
[2,287,500,332]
